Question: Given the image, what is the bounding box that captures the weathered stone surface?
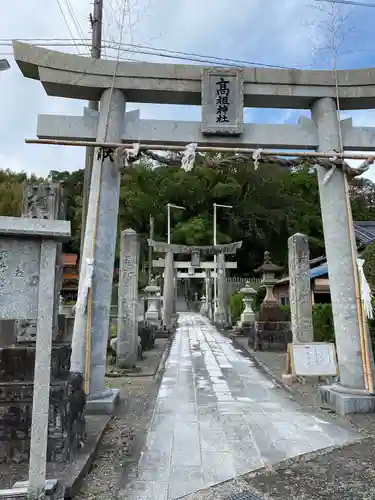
[0,239,40,321]
[148,240,242,255]
[125,313,359,499]
[71,88,126,405]
[117,229,140,368]
[38,110,322,149]
[312,97,375,392]
[18,182,66,344]
[162,251,175,329]
[215,252,228,327]
[14,41,375,109]
[22,183,66,221]
[288,233,313,343]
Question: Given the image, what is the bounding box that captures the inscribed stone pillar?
[312,97,375,395]
[162,251,174,328]
[117,229,139,368]
[71,88,126,410]
[205,270,212,319]
[215,252,228,326]
[15,183,66,343]
[288,233,313,343]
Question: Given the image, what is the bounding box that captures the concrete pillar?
[288,233,313,343]
[215,252,228,326]
[162,250,174,328]
[71,88,126,412]
[312,97,375,407]
[117,229,140,368]
[28,241,57,499]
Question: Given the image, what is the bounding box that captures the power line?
[313,0,375,7]
[1,38,300,70]
[63,0,89,54]
[55,0,82,54]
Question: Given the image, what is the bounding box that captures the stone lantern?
[255,251,283,306]
[200,295,208,316]
[239,281,257,326]
[144,278,161,326]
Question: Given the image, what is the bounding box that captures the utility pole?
[80,0,103,267]
[148,215,154,283]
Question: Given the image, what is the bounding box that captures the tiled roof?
[62,253,78,266]
[354,221,375,246]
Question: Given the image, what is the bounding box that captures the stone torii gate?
[12,40,375,414]
[153,258,238,318]
[148,240,242,328]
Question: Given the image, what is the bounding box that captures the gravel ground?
[245,436,375,500]
[75,377,160,500]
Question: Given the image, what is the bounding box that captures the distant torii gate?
[148,240,242,327]
[153,258,238,316]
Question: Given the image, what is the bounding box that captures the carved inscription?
[201,68,244,135]
[0,239,40,320]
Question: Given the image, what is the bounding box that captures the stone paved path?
[124,313,361,500]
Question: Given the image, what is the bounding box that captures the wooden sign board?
[286,342,338,377]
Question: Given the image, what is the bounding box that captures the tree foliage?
[1,157,375,275]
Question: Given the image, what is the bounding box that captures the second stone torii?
[148,240,242,329]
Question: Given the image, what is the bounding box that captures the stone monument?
[0,216,85,499]
[288,233,314,343]
[116,229,140,368]
[16,182,66,343]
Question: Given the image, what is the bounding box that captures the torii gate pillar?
[71,88,126,413]
[313,97,375,414]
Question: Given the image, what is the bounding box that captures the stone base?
[85,388,120,415]
[320,384,375,415]
[13,479,58,494]
[281,373,295,386]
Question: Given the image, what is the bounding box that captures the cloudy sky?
[1,0,375,179]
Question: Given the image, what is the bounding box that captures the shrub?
[362,241,375,291]
[229,292,244,323]
[312,304,335,342]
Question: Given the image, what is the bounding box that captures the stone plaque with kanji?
[0,238,41,320]
[201,68,244,135]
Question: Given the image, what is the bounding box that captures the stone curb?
[154,336,174,383]
[64,414,111,498]
[226,333,296,397]
[227,333,370,433]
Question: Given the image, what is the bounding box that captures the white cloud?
[0,0,375,177]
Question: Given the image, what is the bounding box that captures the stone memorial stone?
[215,252,229,327]
[201,67,244,136]
[0,217,85,499]
[117,229,140,368]
[288,233,313,343]
[16,182,66,343]
[162,250,175,329]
